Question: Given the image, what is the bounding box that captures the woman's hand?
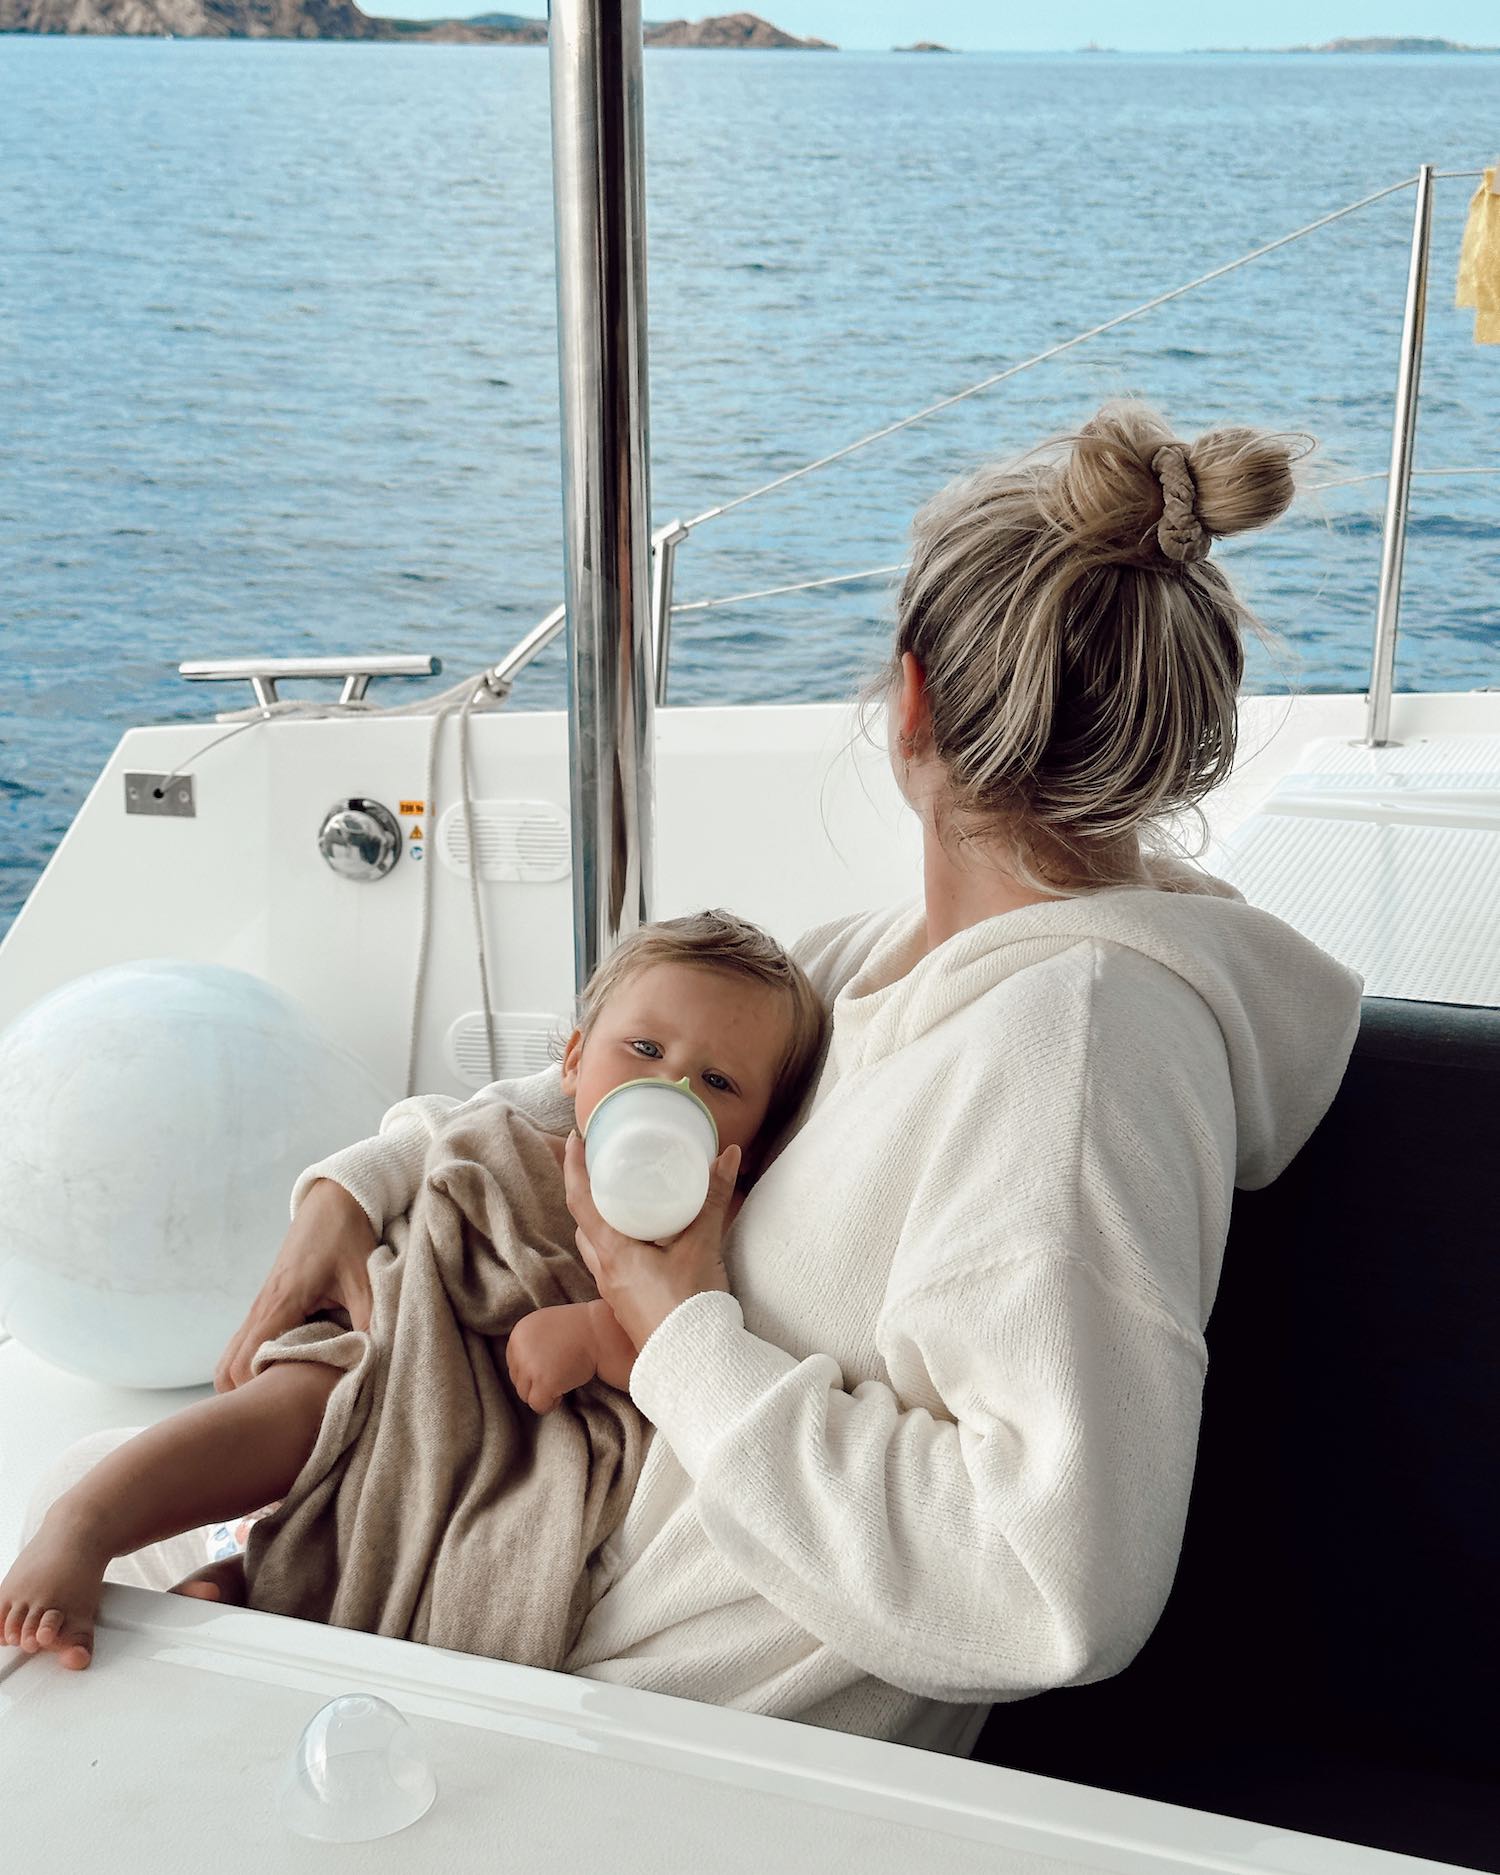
[563,1133,739,1353]
[214,1180,377,1392]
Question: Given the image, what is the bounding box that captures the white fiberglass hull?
[0,1582,1449,1875]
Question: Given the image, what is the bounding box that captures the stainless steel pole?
[1365,164,1435,748]
[549,0,656,989]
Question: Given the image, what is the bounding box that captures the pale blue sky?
[377,1,1500,47]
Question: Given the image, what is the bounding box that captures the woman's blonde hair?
[576,909,827,1151]
[884,401,1306,894]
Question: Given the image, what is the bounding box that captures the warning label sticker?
[399,800,425,816]
[409,825,424,843]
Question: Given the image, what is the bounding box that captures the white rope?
[681,173,1420,533]
[404,699,452,1097]
[403,684,500,1094]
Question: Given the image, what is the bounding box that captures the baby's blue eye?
[631,1039,663,1059]
[702,1071,732,1093]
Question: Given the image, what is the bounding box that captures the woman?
[58,404,1365,1755]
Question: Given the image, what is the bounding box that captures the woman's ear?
[560,1029,584,1095]
[898,651,930,750]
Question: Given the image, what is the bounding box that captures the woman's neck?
[917,816,1144,957]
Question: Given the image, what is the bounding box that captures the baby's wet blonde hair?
[882,401,1306,894]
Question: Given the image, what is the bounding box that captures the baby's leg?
[0,1361,338,1671]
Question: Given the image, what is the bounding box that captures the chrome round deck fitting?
[318,799,403,881]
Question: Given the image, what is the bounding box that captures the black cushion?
[973,998,1500,1870]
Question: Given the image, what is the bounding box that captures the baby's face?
[561,961,792,1165]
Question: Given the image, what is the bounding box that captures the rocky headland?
[647,12,831,47]
[0,1,836,43]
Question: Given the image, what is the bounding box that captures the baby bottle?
[583,1077,719,1242]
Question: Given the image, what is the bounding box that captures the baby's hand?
[506,1305,599,1414]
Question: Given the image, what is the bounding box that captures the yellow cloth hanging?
[1455,164,1500,343]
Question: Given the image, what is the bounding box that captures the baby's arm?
[0,1362,338,1671]
[506,1300,638,1413]
[293,1065,575,1243]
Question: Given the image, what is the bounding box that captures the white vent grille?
[446,1012,562,1089]
[438,801,570,882]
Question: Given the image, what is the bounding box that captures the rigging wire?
[671,564,906,613]
[669,471,1500,614]
[680,173,1422,534]
[1309,465,1500,491]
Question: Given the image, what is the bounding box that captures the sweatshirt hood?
[838,858,1364,1191]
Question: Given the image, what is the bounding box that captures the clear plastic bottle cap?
[279,1693,437,1843]
[584,1077,719,1242]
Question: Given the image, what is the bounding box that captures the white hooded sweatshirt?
[293,871,1363,1755]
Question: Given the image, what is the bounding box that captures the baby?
[1,909,826,1671]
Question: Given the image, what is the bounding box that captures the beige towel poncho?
[245,1102,645,1671]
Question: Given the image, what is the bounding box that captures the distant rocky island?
[1209,36,1498,54]
[0,1,835,43]
[893,40,951,53]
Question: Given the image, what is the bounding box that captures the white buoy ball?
[0,961,391,1389]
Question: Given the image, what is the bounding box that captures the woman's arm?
[626,1271,1207,1703]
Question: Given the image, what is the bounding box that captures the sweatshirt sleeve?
[629,1271,1206,1703]
[627,964,1229,1705]
[290,1064,572,1237]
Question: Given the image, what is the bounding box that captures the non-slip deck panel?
[1220,815,1500,1003]
[1214,733,1500,1007]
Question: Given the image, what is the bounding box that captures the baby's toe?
[34,1608,65,1647]
[20,1604,48,1652]
[57,1627,93,1671]
[4,1601,29,1648]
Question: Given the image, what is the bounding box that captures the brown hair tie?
[1150,444,1209,564]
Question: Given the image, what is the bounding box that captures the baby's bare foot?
[0,1513,108,1671]
[169,1555,248,1606]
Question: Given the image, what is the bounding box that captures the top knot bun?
[889,398,1310,897]
[1045,403,1301,570]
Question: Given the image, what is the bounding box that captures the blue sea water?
[2,41,1499,930]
